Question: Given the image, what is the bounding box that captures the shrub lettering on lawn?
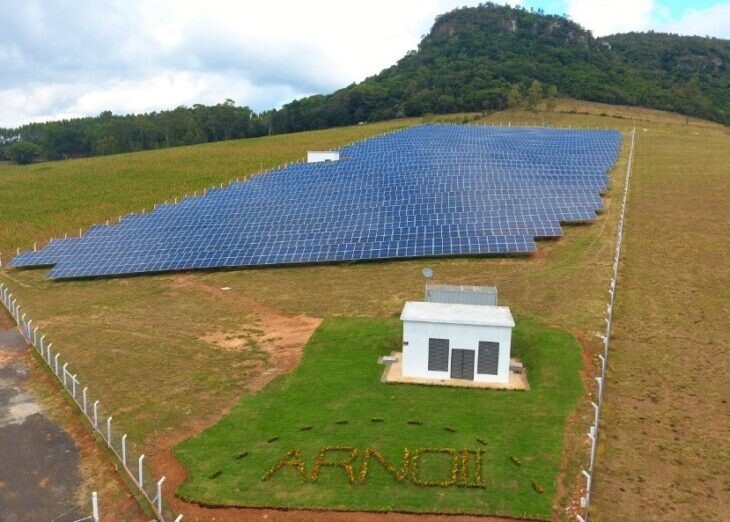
[261,448,307,483]
[261,446,485,488]
[311,446,360,483]
[358,447,411,483]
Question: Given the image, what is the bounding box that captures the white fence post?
[71,374,77,399]
[156,476,166,513]
[106,416,113,446]
[138,454,145,487]
[581,469,592,507]
[83,387,88,414]
[92,491,99,522]
[588,427,597,472]
[54,353,60,375]
[93,400,99,429]
[46,343,53,364]
[122,434,127,466]
[62,362,69,386]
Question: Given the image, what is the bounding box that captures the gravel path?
[0,326,83,522]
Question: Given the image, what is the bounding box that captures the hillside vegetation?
[269,4,729,130]
[2,3,728,163]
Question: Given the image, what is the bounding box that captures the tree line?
[2,2,728,165]
[0,100,275,164]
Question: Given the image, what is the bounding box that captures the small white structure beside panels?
[400,301,515,384]
[307,150,340,163]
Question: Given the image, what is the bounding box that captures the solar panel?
[12,124,622,279]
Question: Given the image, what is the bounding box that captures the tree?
[7,141,41,165]
[507,84,523,109]
[527,80,543,112]
[681,76,702,124]
[545,85,558,112]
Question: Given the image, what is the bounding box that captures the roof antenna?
[422,267,433,301]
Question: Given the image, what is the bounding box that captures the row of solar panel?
[12,124,622,279]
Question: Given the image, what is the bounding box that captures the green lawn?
[175,316,584,519]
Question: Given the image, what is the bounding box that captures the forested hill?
[2,2,728,164]
[269,3,729,132]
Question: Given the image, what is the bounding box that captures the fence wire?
[575,127,636,521]
[0,122,630,522]
[0,283,180,522]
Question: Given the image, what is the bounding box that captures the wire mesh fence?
[64,491,100,522]
[575,127,636,521]
[0,283,181,522]
[0,122,633,522]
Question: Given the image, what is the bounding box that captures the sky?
[1,0,728,128]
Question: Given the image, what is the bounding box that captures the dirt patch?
[0,352,14,367]
[150,275,327,519]
[0,310,13,330]
[177,274,322,393]
[158,506,532,522]
[530,241,553,262]
[573,329,598,381]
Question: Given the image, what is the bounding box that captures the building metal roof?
[400,301,515,328]
[425,284,498,306]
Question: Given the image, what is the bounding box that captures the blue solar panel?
[12,124,622,279]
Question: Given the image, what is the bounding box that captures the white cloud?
[566,0,655,36]
[661,3,730,38]
[567,0,730,38]
[1,0,508,127]
[8,0,728,128]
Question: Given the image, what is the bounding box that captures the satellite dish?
[422,267,433,279]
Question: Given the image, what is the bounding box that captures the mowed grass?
[0,119,417,255]
[174,317,584,519]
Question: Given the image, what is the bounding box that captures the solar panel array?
[12,124,622,279]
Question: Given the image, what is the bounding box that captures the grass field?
[2,100,725,520]
[590,112,730,520]
[0,103,630,520]
[175,317,584,519]
[0,119,417,256]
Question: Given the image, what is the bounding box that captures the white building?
[306,151,340,163]
[400,301,515,384]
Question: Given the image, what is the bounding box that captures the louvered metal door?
[428,338,449,371]
[450,349,475,380]
[477,341,500,375]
